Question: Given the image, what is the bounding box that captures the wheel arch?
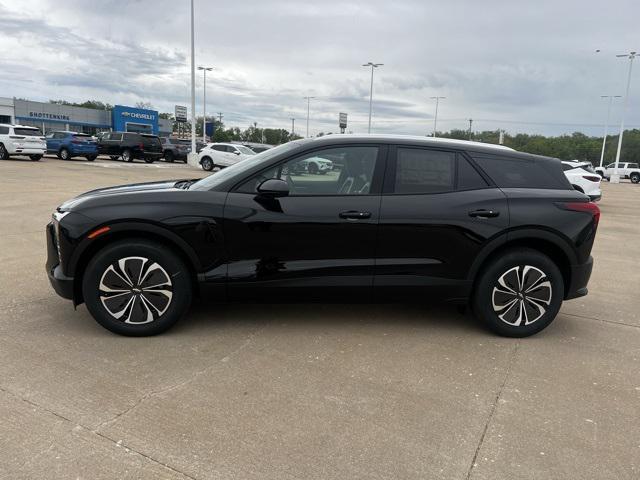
[70,223,202,305]
[468,229,577,299]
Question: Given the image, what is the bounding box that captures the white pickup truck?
[595,162,640,183]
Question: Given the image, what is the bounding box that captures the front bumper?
[45,223,74,300]
[565,255,593,300]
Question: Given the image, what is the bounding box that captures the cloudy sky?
[1,0,639,136]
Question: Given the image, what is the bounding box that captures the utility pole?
[599,95,621,168]
[468,119,473,140]
[611,51,637,183]
[187,0,198,166]
[362,62,383,133]
[291,118,295,136]
[303,96,315,137]
[429,96,445,137]
[197,66,213,143]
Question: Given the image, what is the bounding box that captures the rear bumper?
[10,147,46,155]
[565,255,593,300]
[45,223,74,300]
[589,194,602,202]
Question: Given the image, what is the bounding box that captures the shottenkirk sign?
[28,111,70,121]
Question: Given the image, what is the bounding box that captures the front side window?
[237,146,378,196]
[394,148,455,194]
[110,133,122,141]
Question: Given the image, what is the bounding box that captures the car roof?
[298,134,515,152]
[2,124,40,129]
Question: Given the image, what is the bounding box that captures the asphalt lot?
[1,154,639,480]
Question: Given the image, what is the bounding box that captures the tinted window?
[14,128,41,136]
[237,146,378,196]
[212,145,227,152]
[457,156,489,190]
[110,133,122,141]
[0,126,8,134]
[472,154,567,189]
[628,163,638,169]
[394,148,455,194]
[123,133,139,141]
[562,163,573,171]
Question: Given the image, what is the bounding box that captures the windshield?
[190,141,304,191]
[237,145,256,155]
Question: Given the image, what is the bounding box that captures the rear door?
[374,146,509,300]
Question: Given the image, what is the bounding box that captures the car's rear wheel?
[82,239,192,336]
[0,143,9,160]
[86,155,97,162]
[109,155,118,161]
[122,149,132,162]
[630,172,640,183]
[200,156,214,171]
[472,248,564,337]
[29,154,42,161]
[144,157,155,164]
[307,162,319,174]
[164,151,174,163]
[60,148,70,160]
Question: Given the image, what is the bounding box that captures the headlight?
[52,210,71,259]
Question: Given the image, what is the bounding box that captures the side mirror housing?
[257,178,289,197]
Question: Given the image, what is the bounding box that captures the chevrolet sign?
[121,111,155,121]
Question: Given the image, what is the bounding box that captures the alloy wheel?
[98,256,173,324]
[491,265,552,326]
[0,144,7,159]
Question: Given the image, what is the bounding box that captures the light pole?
[187,0,198,166]
[430,96,445,137]
[291,118,295,136]
[468,119,473,140]
[599,95,621,168]
[611,51,637,183]
[362,62,383,133]
[303,96,315,137]
[198,66,213,144]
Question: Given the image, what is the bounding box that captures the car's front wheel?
[86,155,97,162]
[82,239,192,336]
[29,154,42,161]
[630,172,640,184]
[200,156,214,171]
[0,143,8,160]
[472,248,564,337]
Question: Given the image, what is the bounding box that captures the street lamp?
[198,66,213,144]
[429,96,445,137]
[611,51,637,183]
[291,118,295,136]
[598,95,621,168]
[362,62,383,133]
[303,96,315,137]
[187,0,198,166]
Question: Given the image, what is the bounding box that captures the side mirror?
[234,150,241,155]
[257,178,289,197]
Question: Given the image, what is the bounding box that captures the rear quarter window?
[471,153,569,189]
[0,126,9,134]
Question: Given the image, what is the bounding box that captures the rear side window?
[110,133,122,141]
[628,163,638,169]
[212,145,226,152]
[472,154,568,189]
[457,157,489,190]
[0,126,9,134]
[394,148,455,194]
[14,128,41,136]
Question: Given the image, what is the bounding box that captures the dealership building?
[0,98,173,136]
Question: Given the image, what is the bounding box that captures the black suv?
[97,132,163,163]
[46,135,599,337]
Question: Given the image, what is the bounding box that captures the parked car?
[46,131,98,161]
[561,160,601,201]
[0,124,46,161]
[595,162,640,182]
[293,156,334,174]
[197,142,256,171]
[160,137,191,163]
[46,135,599,338]
[97,132,163,163]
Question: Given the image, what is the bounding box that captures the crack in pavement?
[465,341,520,480]
[94,320,271,433]
[0,384,197,480]
[561,311,640,329]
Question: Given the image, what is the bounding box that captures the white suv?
[595,162,640,183]
[0,124,47,161]
[198,143,256,171]
[561,161,602,201]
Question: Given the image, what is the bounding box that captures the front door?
[223,144,386,301]
[374,146,509,301]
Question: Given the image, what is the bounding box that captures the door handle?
[469,209,500,218]
[339,210,371,220]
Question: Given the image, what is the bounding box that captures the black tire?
[200,156,214,171]
[630,172,640,184]
[307,162,319,174]
[0,143,8,160]
[86,155,97,162]
[59,148,70,160]
[29,154,42,161]
[472,248,564,337]
[109,156,119,161]
[164,151,174,163]
[82,239,192,336]
[144,157,155,164]
[122,149,132,162]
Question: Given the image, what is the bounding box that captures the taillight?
[582,175,601,182]
[557,202,600,227]
[71,139,82,144]
[139,142,144,150]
